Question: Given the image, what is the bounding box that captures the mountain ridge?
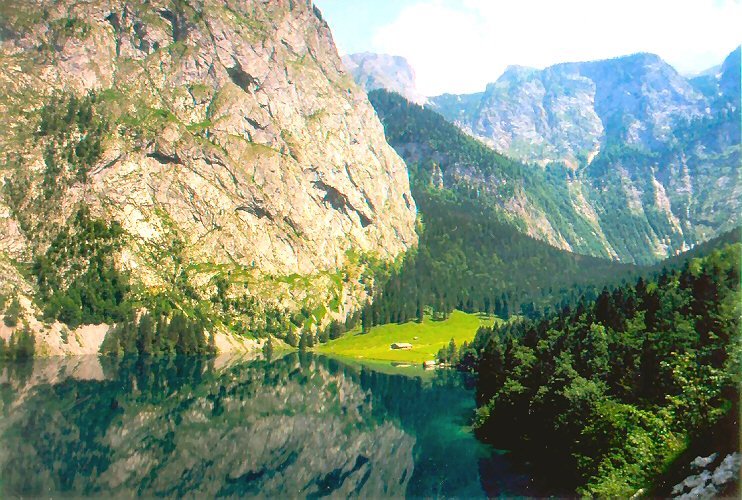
[429,50,718,166]
[0,0,417,350]
[369,87,739,265]
[342,52,427,105]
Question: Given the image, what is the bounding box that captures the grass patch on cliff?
[316,310,501,363]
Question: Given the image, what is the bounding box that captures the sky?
[314,0,742,96]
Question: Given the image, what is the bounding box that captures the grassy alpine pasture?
[317,310,501,363]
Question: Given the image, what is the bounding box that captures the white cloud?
[371,0,742,96]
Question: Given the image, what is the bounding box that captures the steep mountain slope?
[368,89,618,257]
[370,89,740,264]
[429,52,710,166]
[359,90,643,324]
[344,50,739,264]
[342,52,427,105]
[0,0,417,348]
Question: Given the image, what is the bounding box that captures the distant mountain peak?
[342,52,427,105]
[501,64,538,76]
[431,51,714,165]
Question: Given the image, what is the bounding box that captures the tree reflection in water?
[0,353,531,497]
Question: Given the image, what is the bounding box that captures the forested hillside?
[453,241,741,496]
[353,90,642,330]
[0,0,418,354]
[359,187,638,328]
[369,88,740,264]
[368,89,614,259]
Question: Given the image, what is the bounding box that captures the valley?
[0,0,739,497]
[317,310,498,363]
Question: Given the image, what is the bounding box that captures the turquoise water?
[0,353,533,497]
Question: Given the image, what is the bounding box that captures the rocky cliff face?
[0,0,417,343]
[431,53,709,166]
[421,50,740,263]
[342,52,427,105]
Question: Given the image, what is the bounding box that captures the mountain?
[430,53,711,166]
[422,50,741,262]
[342,52,427,105]
[0,0,417,350]
[370,89,740,264]
[368,89,615,256]
[717,46,741,108]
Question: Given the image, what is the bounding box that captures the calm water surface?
[0,353,533,497]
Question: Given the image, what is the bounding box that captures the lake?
[0,353,534,497]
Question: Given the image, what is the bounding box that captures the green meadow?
[316,310,501,363]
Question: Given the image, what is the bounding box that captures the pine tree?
[328,320,344,340]
[361,308,371,333]
[263,335,274,360]
[447,338,457,364]
[137,313,155,355]
[319,326,329,343]
[285,328,298,348]
[3,297,21,327]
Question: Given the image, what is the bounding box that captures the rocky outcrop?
[429,52,709,166]
[343,52,427,105]
[0,0,417,338]
[671,452,740,498]
[420,50,740,263]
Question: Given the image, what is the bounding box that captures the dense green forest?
[358,89,643,328]
[451,241,740,496]
[33,206,131,328]
[367,89,617,259]
[99,310,214,357]
[359,187,639,329]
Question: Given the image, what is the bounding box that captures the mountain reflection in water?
[0,353,532,497]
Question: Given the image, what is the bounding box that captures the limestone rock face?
[343,52,427,105]
[0,1,417,321]
[430,53,709,166]
[422,50,740,263]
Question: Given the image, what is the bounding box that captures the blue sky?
[314,0,742,96]
[313,1,416,55]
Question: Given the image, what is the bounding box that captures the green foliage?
[437,338,458,365]
[100,310,214,357]
[33,206,130,328]
[37,92,107,189]
[359,186,638,329]
[578,402,683,496]
[368,89,524,182]
[3,297,21,327]
[3,92,108,235]
[262,335,274,360]
[463,242,741,495]
[285,329,298,348]
[298,330,315,351]
[0,325,35,361]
